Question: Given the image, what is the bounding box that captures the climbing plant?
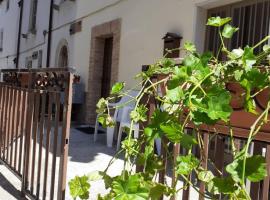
[69,17,270,200]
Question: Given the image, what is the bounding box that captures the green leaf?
[198,171,214,183]
[130,105,148,123]
[112,174,149,200]
[160,58,175,68]
[208,177,237,195]
[200,52,213,67]
[166,87,184,103]
[242,46,256,71]
[228,48,244,60]
[184,41,196,52]
[183,54,201,68]
[263,44,270,52]
[176,154,199,175]
[160,122,182,143]
[206,87,233,122]
[167,66,190,90]
[87,171,103,181]
[111,82,125,95]
[206,16,231,27]
[226,155,267,183]
[222,24,239,38]
[98,114,116,128]
[96,98,108,114]
[191,111,217,125]
[69,175,90,200]
[180,133,198,150]
[149,184,171,199]
[234,70,243,81]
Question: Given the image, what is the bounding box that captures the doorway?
[101,37,113,98]
[87,19,121,124]
[58,45,68,68]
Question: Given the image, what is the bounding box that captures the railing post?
[57,73,73,200]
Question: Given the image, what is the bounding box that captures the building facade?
[0,0,269,123]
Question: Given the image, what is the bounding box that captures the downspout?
[16,0,24,69]
[46,0,54,68]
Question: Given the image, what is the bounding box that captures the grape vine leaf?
[69,175,90,200]
[222,24,239,39]
[207,17,231,27]
[112,174,149,200]
[111,82,125,95]
[176,154,199,175]
[226,155,267,183]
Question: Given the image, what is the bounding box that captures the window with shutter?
[29,0,38,34]
[206,0,270,55]
[0,29,3,52]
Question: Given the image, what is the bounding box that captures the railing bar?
[252,1,258,45]
[236,7,242,47]
[171,143,180,200]
[36,92,46,199]
[43,93,53,200]
[22,90,35,193]
[30,91,40,194]
[9,87,15,165]
[6,87,12,164]
[0,85,3,160]
[10,88,18,168]
[260,1,266,49]
[2,86,8,161]
[50,92,60,200]
[262,145,270,200]
[247,5,253,45]
[14,89,21,171]
[18,90,27,174]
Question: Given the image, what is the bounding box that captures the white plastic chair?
[116,106,139,151]
[94,90,139,147]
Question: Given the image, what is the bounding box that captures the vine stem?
[241,102,270,185]
[252,35,270,50]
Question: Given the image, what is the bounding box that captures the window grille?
[206,0,270,55]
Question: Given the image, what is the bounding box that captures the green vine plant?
[69,16,270,200]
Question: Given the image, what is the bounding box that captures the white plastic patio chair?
[116,105,162,154]
[116,106,139,151]
[94,90,139,147]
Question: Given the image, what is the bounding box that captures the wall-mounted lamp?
[53,4,60,11]
[21,33,28,39]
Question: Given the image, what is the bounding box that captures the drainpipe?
[16,0,24,69]
[46,0,54,68]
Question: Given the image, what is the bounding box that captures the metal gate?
[0,68,73,200]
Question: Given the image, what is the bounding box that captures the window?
[29,0,38,34]
[0,29,3,52]
[38,50,42,68]
[6,0,9,11]
[25,56,32,68]
[206,0,270,55]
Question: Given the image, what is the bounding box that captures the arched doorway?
[58,45,68,68]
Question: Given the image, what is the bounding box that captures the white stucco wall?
[73,0,244,90]
[0,0,19,68]
[0,0,246,86]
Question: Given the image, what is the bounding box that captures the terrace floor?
[0,128,198,200]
